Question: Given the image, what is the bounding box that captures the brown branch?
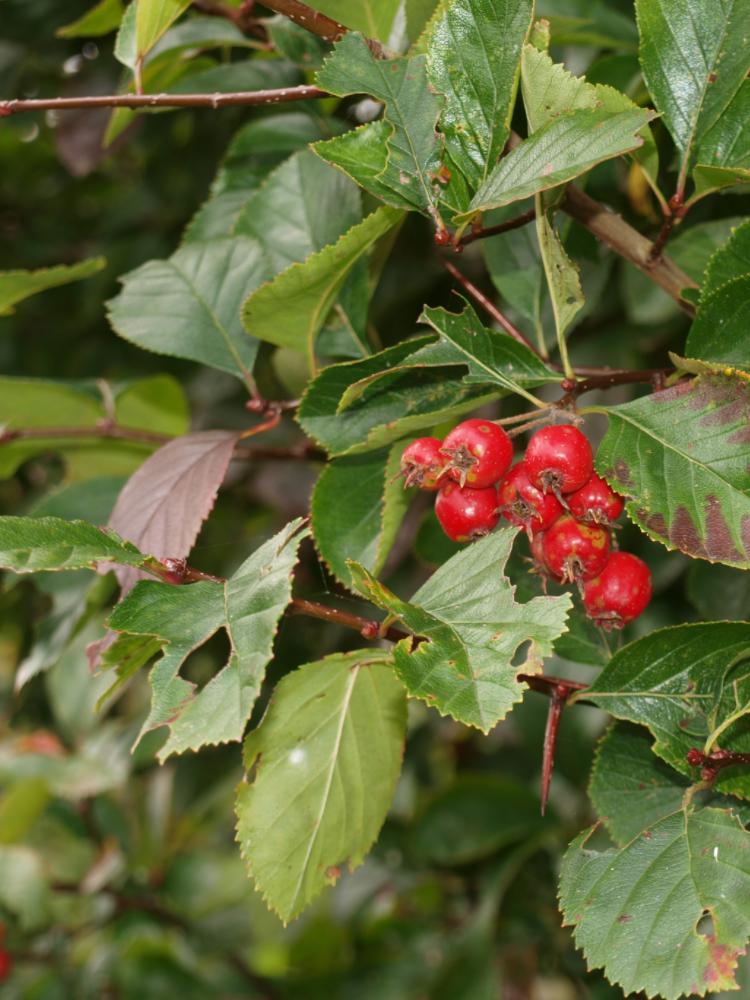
[687,747,750,783]
[0,85,326,117]
[561,186,697,315]
[287,597,407,642]
[556,367,670,407]
[440,258,544,357]
[260,0,385,55]
[457,208,536,248]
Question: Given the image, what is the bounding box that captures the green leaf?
[108,520,308,760]
[687,560,750,622]
[636,0,750,173]
[595,374,750,566]
[236,648,407,923]
[0,517,148,574]
[297,335,495,456]
[589,724,689,846]
[235,149,361,274]
[314,33,442,216]
[350,528,572,732]
[411,775,547,865]
[114,0,138,67]
[425,0,533,190]
[534,202,583,373]
[0,846,50,930]
[56,0,124,37]
[135,0,192,59]
[560,806,750,999]
[305,0,401,42]
[693,78,750,197]
[0,779,50,845]
[108,237,270,386]
[685,277,750,370]
[461,107,652,220]
[418,301,560,403]
[241,206,402,363]
[0,258,106,317]
[311,444,408,588]
[266,15,329,69]
[702,219,750,296]
[585,622,750,794]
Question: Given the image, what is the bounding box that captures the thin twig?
[457,208,536,247]
[556,368,671,408]
[540,684,569,815]
[260,0,385,55]
[0,85,326,117]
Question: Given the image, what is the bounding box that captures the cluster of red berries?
[401,420,652,628]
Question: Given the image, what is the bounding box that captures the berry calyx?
[542,515,610,583]
[440,418,513,488]
[582,551,652,628]
[400,437,444,490]
[567,473,624,525]
[497,461,564,537]
[0,949,11,982]
[524,425,593,497]
[435,481,500,542]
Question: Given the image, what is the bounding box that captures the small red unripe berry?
[0,949,12,981]
[400,437,444,490]
[441,418,513,488]
[435,481,500,542]
[582,551,652,627]
[497,461,563,535]
[686,748,705,767]
[542,515,610,583]
[525,425,593,496]
[567,473,624,525]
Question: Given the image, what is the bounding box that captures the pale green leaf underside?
[560,806,750,999]
[350,528,571,732]
[236,649,406,923]
[135,0,191,58]
[596,374,750,567]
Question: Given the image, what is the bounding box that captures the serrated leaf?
[135,0,191,59]
[311,443,408,588]
[636,0,750,176]
[534,203,584,369]
[107,430,239,595]
[685,276,750,370]
[107,237,270,386]
[425,0,534,190]
[590,724,690,845]
[297,334,495,456]
[107,520,308,760]
[314,33,442,216]
[56,0,124,38]
[0,517,148,574]
[461,107,653,220]
[241,206,402,363]
[0,258,106,316]
[585,622,750,796]
[235,149,361,273]
[418,301,560,402]
[595,374,750,566]
[702,219,750,296]
[350,528,572,732]
[560,806,750,999]
[236,648,406,923]
[693,78,750,197]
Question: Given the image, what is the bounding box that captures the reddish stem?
[540,683,574,814]
[686,747,750,783]
[457,208,537,248]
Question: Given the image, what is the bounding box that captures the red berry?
[525,425,593,496]
[568,473,624,525]
[440,418,513,488]
[0,950,11,981]
[582,551,652,627]
[401,437,444,490]
[497,462,564,536]
[542,515,610,583]
[435,481,500,542]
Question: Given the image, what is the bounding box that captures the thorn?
[541,683,570,815]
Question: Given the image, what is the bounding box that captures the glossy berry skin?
[525,425,593,495]
[568,473,624,524]
[497,462,564,535]
[0,950,11,981]
[400,437,444,490]
[441,419,513,488]
[583,551,652,627]
[435,481,500,542]
[542,515,610,583]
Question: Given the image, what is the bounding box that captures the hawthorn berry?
[568,473,624,525]
[542,515,610,583]
[435,481,500,542]
[400,437,444,490]
[524,425,593,496]
[582,551,652,627]
[497,462,563,536]
[441,418,513,489]
[0,950,11,982]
